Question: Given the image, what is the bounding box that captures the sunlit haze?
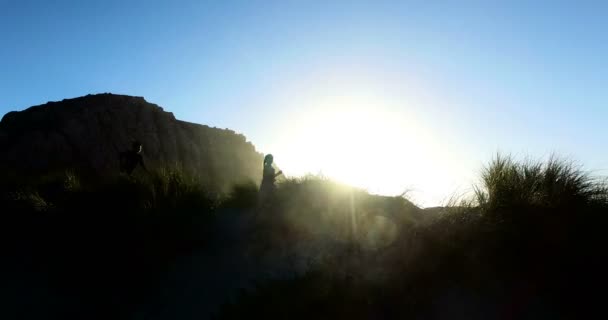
[2,1,608,206]
[270,85,471,205]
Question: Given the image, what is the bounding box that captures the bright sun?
[272,92,459,206]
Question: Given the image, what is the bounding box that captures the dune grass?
[1,154,607,319]
[473,154,607,210]
[214,154,608,319]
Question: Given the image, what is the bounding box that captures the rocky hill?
[0,93,264,192]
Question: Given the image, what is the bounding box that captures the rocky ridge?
[0,93,264,191]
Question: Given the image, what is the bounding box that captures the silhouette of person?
[119,141,148,175]
[260,154,282,195]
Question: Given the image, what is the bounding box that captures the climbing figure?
[119,141,148,175]
[259,154,282,202]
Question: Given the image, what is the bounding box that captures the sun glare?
[271,91,465,206]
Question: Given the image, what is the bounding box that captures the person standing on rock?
[119,141,148,175]
[259,154,282,200]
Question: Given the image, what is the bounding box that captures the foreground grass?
[217,155,608,319]
[1,155,607,319]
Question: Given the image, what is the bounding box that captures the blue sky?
[2,1,607,205]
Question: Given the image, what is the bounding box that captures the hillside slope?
[0,93,263,191]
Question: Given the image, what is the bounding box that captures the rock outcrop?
[0,93,264,191]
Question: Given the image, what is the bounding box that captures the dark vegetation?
[1,155,607,319]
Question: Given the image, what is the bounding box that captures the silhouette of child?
[119,141,148,175]
[259,154,282,202]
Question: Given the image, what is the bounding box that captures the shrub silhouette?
[215,154,608,319]
[1,155,607,319]
[222,180,260,210]
[474,154,607,210]
[1,166,221,318]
